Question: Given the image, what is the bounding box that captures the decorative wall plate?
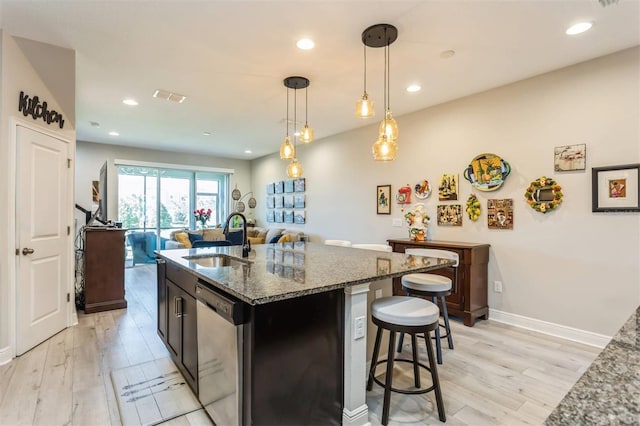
[414,179,431,199]
[524,176,563,213]
[463,153,511,192]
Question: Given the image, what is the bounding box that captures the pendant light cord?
[293,85,297,151]
[305,86,309,125]
[363,44,367,93]
[383,40,388,127]
[285,87,290,137]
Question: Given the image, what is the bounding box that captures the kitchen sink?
[183,254,250,268]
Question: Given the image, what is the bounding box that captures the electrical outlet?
[494,281,503,293]
[353,316,365,339]
[392,218,402,227]
[375,289,383,299]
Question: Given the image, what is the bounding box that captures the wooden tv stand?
[83,227,127,313]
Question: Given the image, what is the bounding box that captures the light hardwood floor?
[0,264,600,426]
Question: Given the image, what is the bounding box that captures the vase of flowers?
[404,203,430,241]
[194,208,212,229]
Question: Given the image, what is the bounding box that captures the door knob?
[22,248,34,255]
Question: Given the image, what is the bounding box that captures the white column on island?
[343,282,372,426]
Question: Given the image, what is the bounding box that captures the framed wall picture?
[294,178,306,192]
[294,210,306,224]
[284,180,294,193]
[284,195,294,209]
[275,181,284,194]
[554,144,586,172]
[487,198,514,229]
[437,204,463,226]
[294,194,305,208]
[438,173,458,201]
[266,183,275,195]
[377,185,391,214]
[592,164,640,212]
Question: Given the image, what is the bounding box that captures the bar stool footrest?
[371,358,437,395]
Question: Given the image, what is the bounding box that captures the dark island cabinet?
[387,239,490,326]
[158,261,198,394]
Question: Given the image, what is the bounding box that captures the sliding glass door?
[118,165,229,265]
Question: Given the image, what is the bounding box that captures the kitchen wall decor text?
[18,91,65,129]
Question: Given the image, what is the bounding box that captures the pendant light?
[282,76,309,178]
[355,44,375,118]
[279,87,295,160]
[360,23,399,161]
[299,85,314,143]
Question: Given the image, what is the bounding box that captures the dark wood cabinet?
[156,259,167,343]
[83,228,127,313]
[387,239,490,326]
[161,263,198,394]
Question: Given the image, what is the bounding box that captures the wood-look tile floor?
[0,264,600,426]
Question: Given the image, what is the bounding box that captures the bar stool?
[367,296,446,425]
[351,243,392,252]
[397,249,459,364]
[324,239,352,247]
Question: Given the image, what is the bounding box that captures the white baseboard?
[489,309,611,348]
[0,345,13,366]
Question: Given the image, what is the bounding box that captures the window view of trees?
[117,165,228,242]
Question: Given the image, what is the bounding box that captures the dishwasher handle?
[196,283,245,325]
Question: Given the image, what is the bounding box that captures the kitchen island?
[545,305,639,425]
[156,242,454,426]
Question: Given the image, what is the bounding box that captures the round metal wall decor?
[231,187,241,200]
[463,153,511,192]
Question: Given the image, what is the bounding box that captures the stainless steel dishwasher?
[196,282,246,425]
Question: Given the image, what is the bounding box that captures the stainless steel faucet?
[223,212,251,258]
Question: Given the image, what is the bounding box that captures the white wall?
[0,31,76,362]
[75,141,253,226]
[252,47,640,338]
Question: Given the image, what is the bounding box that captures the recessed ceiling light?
[122,98,138,106]
[406,84,421,93]
[296,38,315,50]
[108,131,119,136]
[244,150,252,154]
[566,22,593,35]
[203,131,211,136]
[440,49,455,59]
[153,89,187,103]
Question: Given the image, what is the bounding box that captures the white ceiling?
[1,1,638,160]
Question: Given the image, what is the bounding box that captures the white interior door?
[16,125,69,355]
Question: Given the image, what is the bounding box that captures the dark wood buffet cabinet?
[387,239,490,326]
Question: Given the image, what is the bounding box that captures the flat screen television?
[98,161,108,223]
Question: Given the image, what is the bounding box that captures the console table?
[387,239,490,326]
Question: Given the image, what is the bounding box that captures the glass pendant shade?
[378,110,398,141]
[372,133,398,161]
[287,158,304,178]
[279,136,295,159]
[300,124,314,143]
[355,92,375,118]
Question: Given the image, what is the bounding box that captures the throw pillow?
[268,234,283,244]
[247,229,259,238]
[174,232,192,249]
[203,228,225,241]
[277,234,291,243]
[188,232,204,245]
[255,228,268,240]
[248,236,265,245]
[265,228,284,244]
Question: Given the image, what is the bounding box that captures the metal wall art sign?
[18,91,65,129]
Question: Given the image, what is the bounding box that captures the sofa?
[165,227,303,249]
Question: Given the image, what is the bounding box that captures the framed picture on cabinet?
[377,185,391,215]
[592,164,640,212]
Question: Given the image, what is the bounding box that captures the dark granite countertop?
[155,242,453,305]
[546,306,639,425]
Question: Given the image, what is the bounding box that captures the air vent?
[153,89,187,103]
[598,0,618,7]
